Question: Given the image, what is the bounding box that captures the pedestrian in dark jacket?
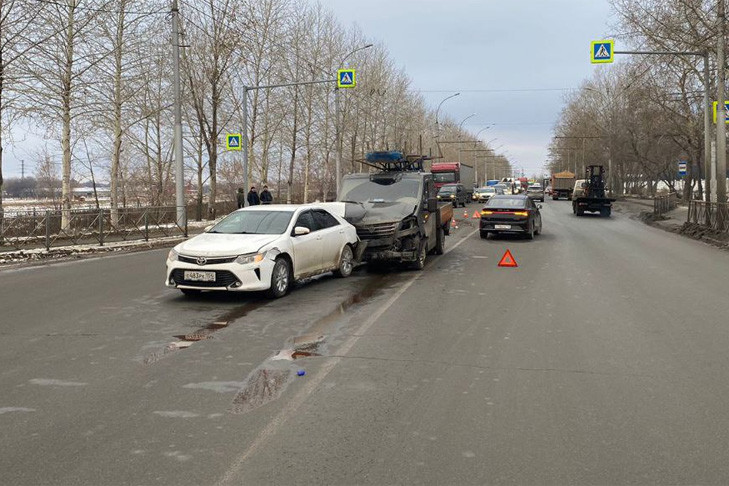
[236,187,246,208]
[247,186,260,206]
[260,185,273,204]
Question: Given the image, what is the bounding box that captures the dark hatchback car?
[437,183,468,207]
[479,195,542,239]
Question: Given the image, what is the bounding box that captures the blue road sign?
[226,133,241,151]
[337,69,356,88]
[678,161,687,177]
[591,40,614,64]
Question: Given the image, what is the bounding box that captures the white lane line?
[217,228,478,485]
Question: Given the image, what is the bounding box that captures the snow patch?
[0,407,36,415]
[182,381,245,393]
[29,378,87,387]
[152,410,199,418]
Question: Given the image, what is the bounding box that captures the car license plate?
[184,270,215,282]
[495,224,511,230]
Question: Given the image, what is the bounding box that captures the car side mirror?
[204,225,214,232]
[537,204,543,210]
[427,197,438,212]
[293,226,310,236]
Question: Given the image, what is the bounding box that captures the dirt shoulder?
[613,197,729,250]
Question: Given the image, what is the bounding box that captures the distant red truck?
[431,162,475,197]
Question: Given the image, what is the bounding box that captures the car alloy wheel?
[267,258,290,298]
[334,245,354,278]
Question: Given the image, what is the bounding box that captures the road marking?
[217,228,478,485]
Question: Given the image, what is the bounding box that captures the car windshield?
[527,187,542,192]
[480,188,495,193]
[433,172,456,183]
[209,210,293,235]
[339,175,422,204]
[438,186,457,194]
[485,197,528,209]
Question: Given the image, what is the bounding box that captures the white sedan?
[165,204,360,298]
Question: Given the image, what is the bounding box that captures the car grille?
[356,222,399,240]
[178,255,237,265]
[171,269,239,287]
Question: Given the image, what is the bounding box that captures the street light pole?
[435,92,460,137]
[335,43,373,198]
[171,0,184,226]
[717,0,727,208]
[456,113,476,163]
[241,78,334,206]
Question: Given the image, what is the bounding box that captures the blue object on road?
[297,370,306,376]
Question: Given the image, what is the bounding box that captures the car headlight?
[235,252,265,265]
[167,249,178,261]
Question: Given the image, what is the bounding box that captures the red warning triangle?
[472,210,481,219]
[498,249,518,267]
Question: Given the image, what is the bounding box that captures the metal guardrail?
[0,206,189,252]
[687,200,729,232]
[653,193,678,217]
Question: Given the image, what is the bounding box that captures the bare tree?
[18,0,107,229]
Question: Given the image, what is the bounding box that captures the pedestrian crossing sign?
[591,40,614,64]
[226,133,242,151]
[337,69,356,88]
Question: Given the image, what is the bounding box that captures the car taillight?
[481,210,493,216]
[514,211,528,217]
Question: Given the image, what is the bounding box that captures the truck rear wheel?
[600,207,611,217]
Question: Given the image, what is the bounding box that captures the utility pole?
[717,0,727,209]
[242,86,249,206]
[21,160,25,180]
[172,0,184,226]
[704,52,713,206]
[334,86,341,197]
[334,44,372,197]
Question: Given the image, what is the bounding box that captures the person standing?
[260,185,273,205]
[236,187,246,208]
[247,186,260,206]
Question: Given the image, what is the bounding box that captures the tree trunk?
[60,4,75,231]
[110,8,125,227]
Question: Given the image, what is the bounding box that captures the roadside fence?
[687,200,729,233]
[653,193,678,217]
[0,206,189,252]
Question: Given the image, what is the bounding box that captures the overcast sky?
[3,0,616,179]
[321,0,616,176]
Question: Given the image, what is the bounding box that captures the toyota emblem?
[196,256,207,266]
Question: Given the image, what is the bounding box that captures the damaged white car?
[165,205,360,298]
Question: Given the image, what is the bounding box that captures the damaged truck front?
[337,156,453,270]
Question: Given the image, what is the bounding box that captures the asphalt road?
[2,200,729,485]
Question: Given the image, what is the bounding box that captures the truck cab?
[338,152,453,269]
